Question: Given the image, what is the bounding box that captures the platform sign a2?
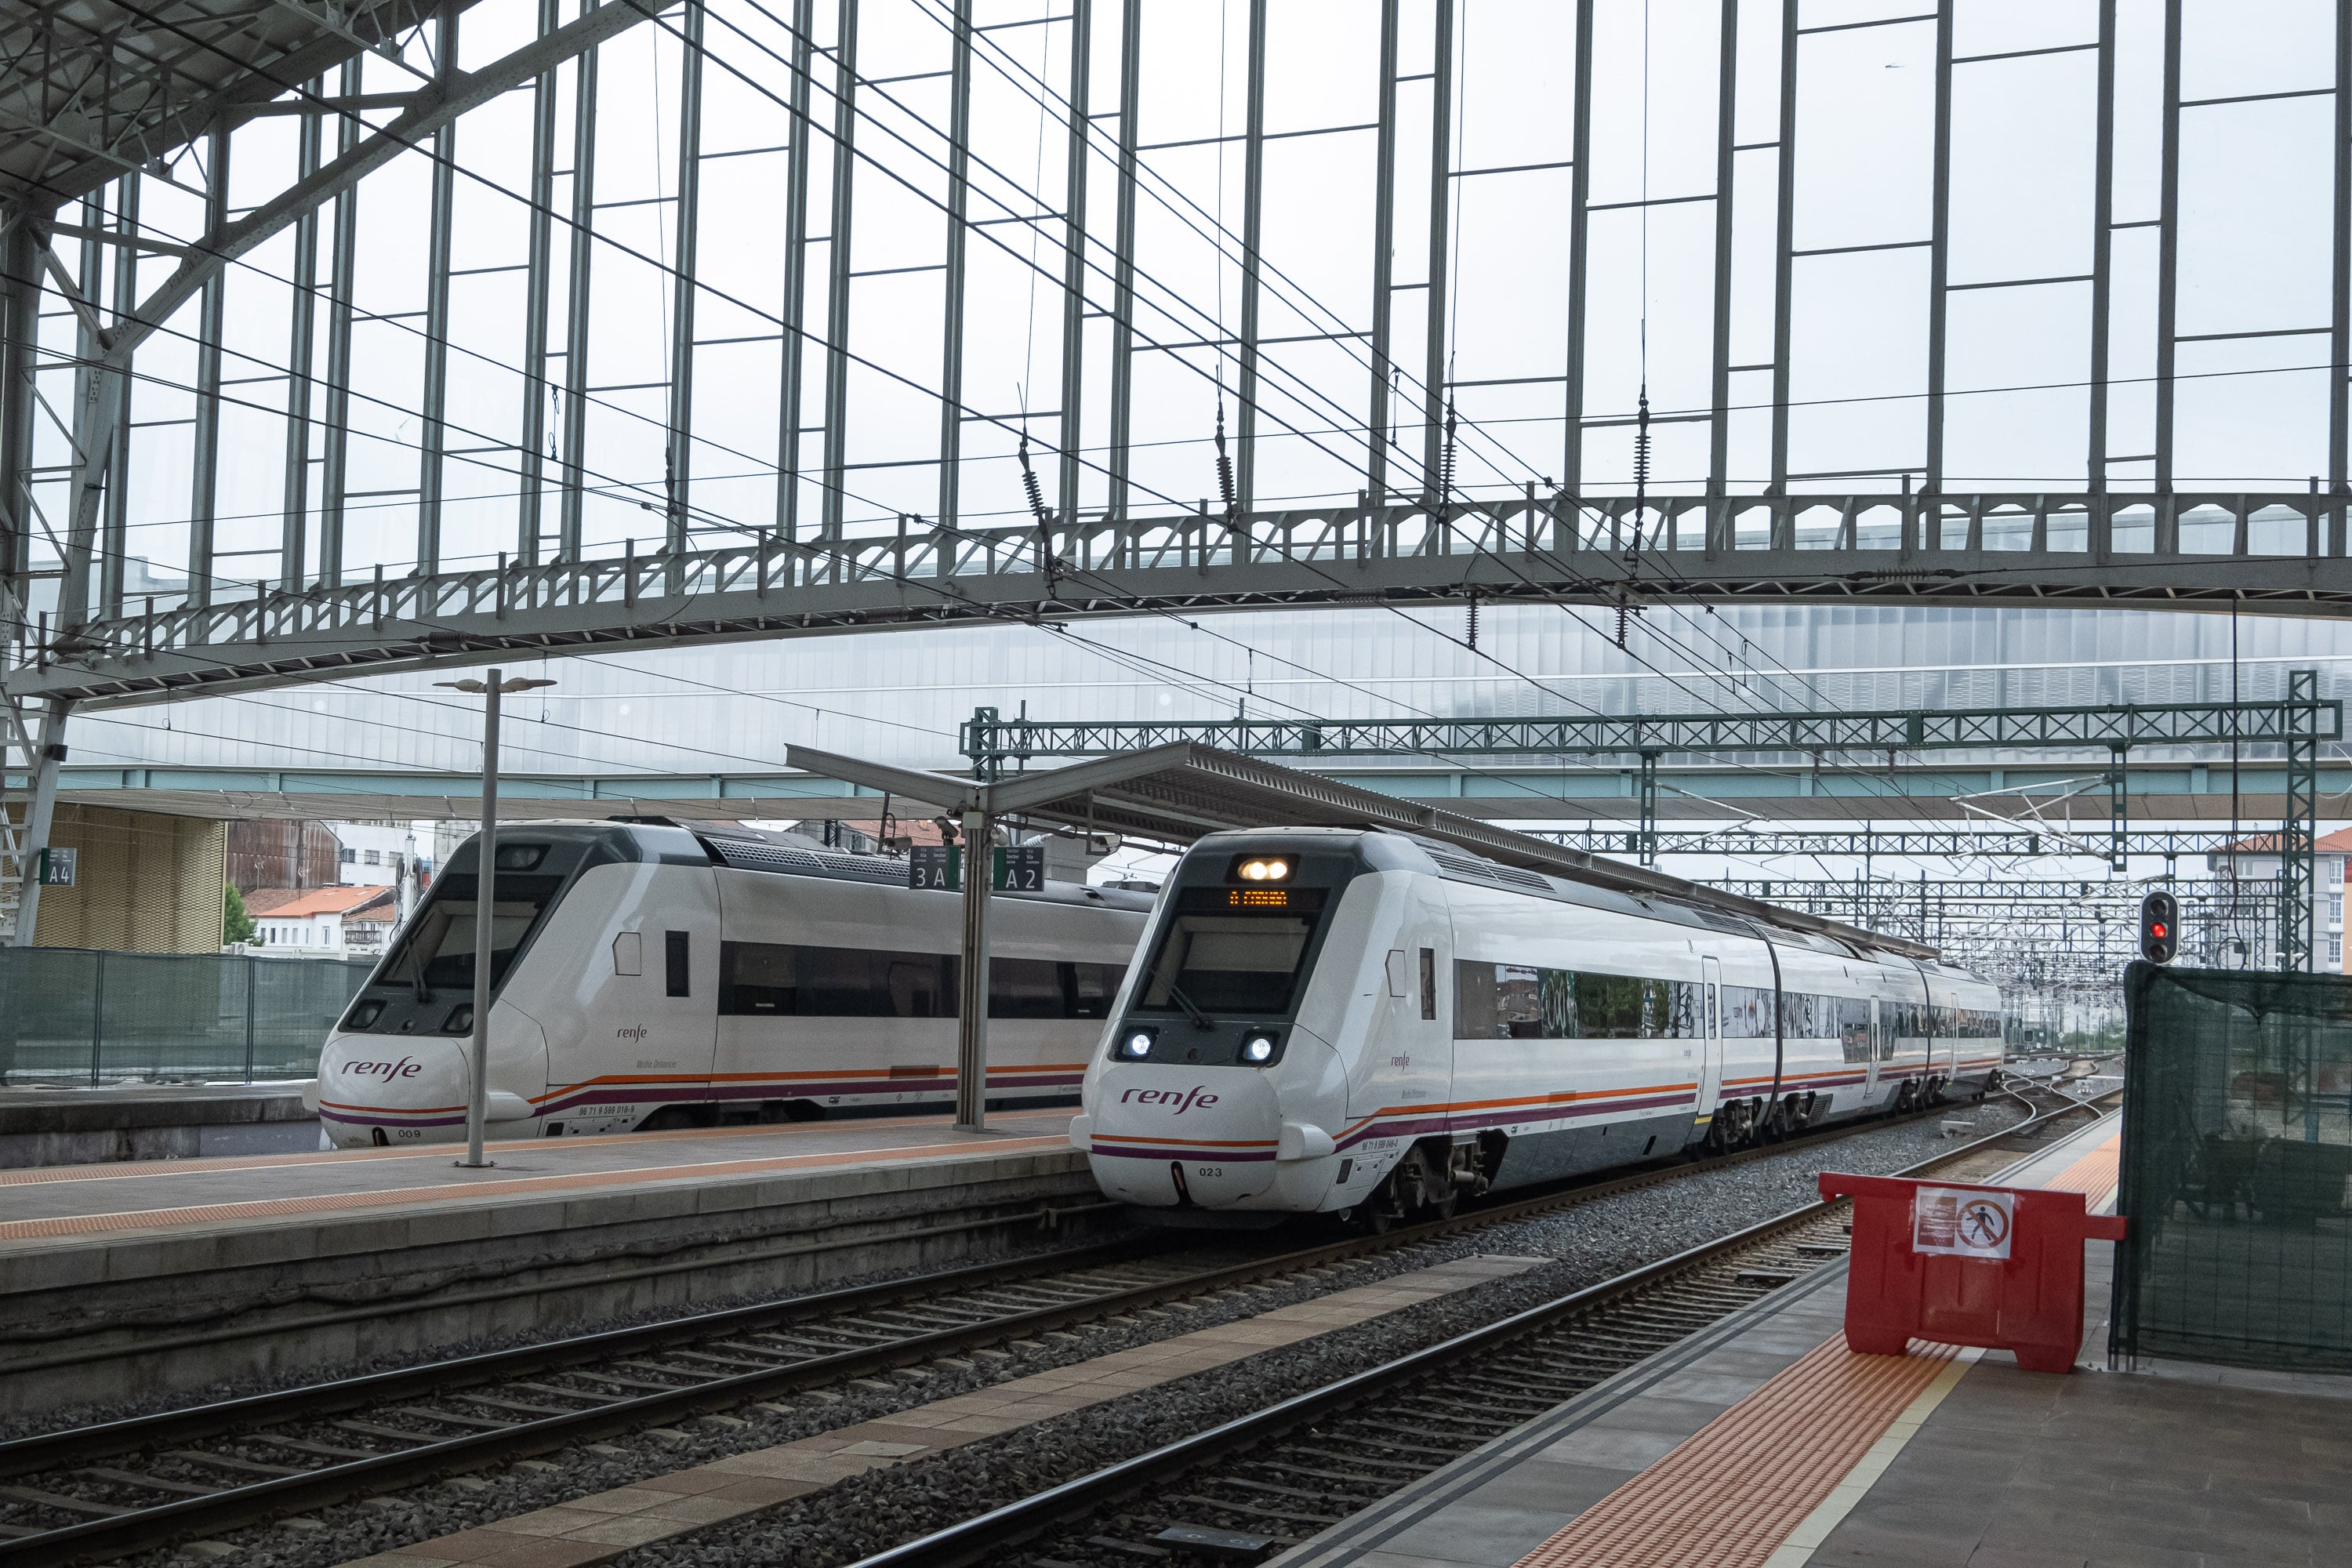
[1911,1185,2015,1260]
[996,843,1046,892]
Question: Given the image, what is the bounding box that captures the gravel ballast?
[130,1098,2034,1568]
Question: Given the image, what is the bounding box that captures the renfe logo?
[615,1025,648,1041]
[348,1057,423,1082]
[1120,1085,1220,1115]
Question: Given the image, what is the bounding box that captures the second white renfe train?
[1076,828,2004,1225]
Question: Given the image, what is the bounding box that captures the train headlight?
[442,1004,474,1034]
[1120,1029,1156,1059]
[1235,857,1292,882]
[1242,1032,1278,1063]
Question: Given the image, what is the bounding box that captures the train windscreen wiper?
[1165,982,1216,1032]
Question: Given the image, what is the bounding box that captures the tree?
[225,884,259,946]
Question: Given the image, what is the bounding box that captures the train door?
[1697,955,1724,1123]
[1865,999,1882,1103]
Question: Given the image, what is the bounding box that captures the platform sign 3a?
[909,845,960,891]
[1912,1185,2015,1260]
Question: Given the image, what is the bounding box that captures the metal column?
[282,91,323,591]
[1637,750,1659,868]
[2154,0,2182,495]
[187,124,229,606]
[1421,0,1455,504]
[1056,0,1094,524]
[1559,0,1593,499]
[777,0,815,541]
[938,0,974,529]
[818,0,861,539]
[12,701,67,949]
[416,5,462,577]
[2087,0,2116,503]
[954,810,993,1130]
[2107,746,2129,873]
[2332,0,2350,550]
[1105,0,1141,519]
[1706,0,1738,500]
[0,216,36,592]
[1922,1,1953,498]
[1234,0,1266,513]
[99,174,140,617]
[667,0,706,571]
[558,10,600,561]
[517,0,562,564]
[1367,0,1399,500]
[319,57,361,587]
[2283,668,2320,972]
[1769,0,1798,493]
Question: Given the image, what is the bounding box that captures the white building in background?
[332,822,426,886]
[247,885,400,955]
[2207,829,2352,972]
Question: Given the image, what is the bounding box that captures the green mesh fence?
[2113,960,2352,1371]
[0,949,372,1084]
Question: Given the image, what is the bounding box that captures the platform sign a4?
[1912,1185,2015,1260]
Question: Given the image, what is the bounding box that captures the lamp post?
[434,669,557,1168]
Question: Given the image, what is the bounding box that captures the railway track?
[848,1083,2114,1568]
[0,1088,2067,1568]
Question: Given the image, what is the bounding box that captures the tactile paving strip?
[1510,1337,1961,1568]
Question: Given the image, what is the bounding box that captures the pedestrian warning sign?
[1911,1185,2015,1260]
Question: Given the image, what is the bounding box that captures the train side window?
[666,931,690,996]
[613,931,642,976]
[1385,949,1409,999]
[1418,948,1436,1021]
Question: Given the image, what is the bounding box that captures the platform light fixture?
[433,670,558,1168]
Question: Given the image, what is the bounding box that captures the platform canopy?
[783,741,1936,961]
[1,0,461,209]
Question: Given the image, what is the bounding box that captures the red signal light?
[2151,922,2167,938]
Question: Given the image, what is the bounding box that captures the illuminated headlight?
[1242,1033,1277,1063]
[1237,857,1291,882]
[1120,1029,1156,1059]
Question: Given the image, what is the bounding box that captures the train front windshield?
[1136,886,1328,1018]
[380,873,565,995]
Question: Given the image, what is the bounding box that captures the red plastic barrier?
[1817,1172,2128,1374]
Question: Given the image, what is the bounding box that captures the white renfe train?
[310,820,1151,1145]
[1075,828,2005,1225]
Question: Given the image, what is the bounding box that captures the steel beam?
[667,0,705,577]
[1539,827,2276,860]
[1922,1,1952,497]
[2087,0,2115,499]
[99,173,137,615]
[2285,666,2320,971]
[1421,0,1454,504]
[517,0,561,565]
[557,6,599,562]
[187,124,228,609]
[818,0,860,541]
[13,495,2352,706]
[2154,0,2181,495]
[1234,0,1265,514]
[1769,0,1797,494]
[319,57,362,589]
[282,96,322,592]
[964,681,2339,764]
[1706,0,1737,502]
[1368,0,1398,500]
[1105,0,1140,518]
[777,0,815,543]
[2334,0,2351,550]
[1055,0,1093,523]
[1559,0,1592,500]
[938,0,974,529]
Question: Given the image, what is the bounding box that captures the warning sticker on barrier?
[1912,1185,2015,1259]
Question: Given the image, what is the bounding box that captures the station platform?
[0,1109,1099,1419]
[0,1080,318,1168]
[1276,1111,2352,1568]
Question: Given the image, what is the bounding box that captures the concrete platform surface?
[0,1109,1098,1417]
[1268,1112,2352,1568]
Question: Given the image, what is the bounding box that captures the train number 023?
[1196,1166,1225,1178]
